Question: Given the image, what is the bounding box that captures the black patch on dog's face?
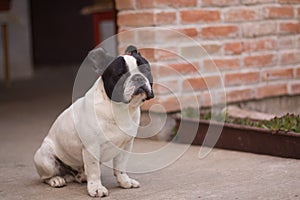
[102,57,130,103]
[102,52,154,103]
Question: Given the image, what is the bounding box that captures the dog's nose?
[133,84,153,99]
[138,85,154,100]
[134,84,147,95]
[146,90,154,100]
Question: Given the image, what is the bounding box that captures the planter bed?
[174,117,300,159]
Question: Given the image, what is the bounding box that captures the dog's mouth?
[128,85,154,105]
[132,85,154,101]
[129,94,145,103]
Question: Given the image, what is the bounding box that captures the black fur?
[102,57,130,103]
[101,46,154,103]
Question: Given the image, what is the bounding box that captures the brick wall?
[116,0,300,112]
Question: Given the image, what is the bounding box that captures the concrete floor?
[1,68,300,200]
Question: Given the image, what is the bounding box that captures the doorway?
[30,0,94,67]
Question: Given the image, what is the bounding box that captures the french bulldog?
[34,46,154,197]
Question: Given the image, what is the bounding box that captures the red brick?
[117,28,135,43]
[138,48,155,62]
[204,58,240,71]
[155,11,177,25]
[181,45,210,59]
[278,0,300,3]
[201,44,222,55]
[136,29,155,44]
[155,29,192,43]
[115,0,134,10]
[179,95,202,109]
[202,0,239,6]
[242,0,275,4]
[182,76,222,91]
[200,91,227,107]
[149,64,159,80]
[280,51,300,65]
[154,48,178,61]
[153,80,179,95]
[298,8,300,18]
[242,22,276,37]
[201,25,239,39]
[141,96,180,112]
[212,91,228,105]
[226,88,255,103]
[201,92,212,107]
[262,68,293,81]
[137,28,192,44]
[278,36,297,49]
[173,62,199,74]
[177,28,198,38]
[290,82,300,95]
[297,68,300,77]
[158,62,199,77]
[224,42,243,55]
[224,71,260,86]
[213,58,241,70]
[135,28,195,43]
[155,0,197,8]
[265,6,294,19]
[117,12,155,27]
[118,46,126,55]
[224,8,260,22]
[256,83,287,98]
[244,38,276,52]
[136,0,155,8]
[243,54,275,67]
[280,22,300,34]
[158,96,180,112]
[180,10,221,23]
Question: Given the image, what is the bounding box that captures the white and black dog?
[34,46,154,197]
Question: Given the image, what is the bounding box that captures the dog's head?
[101,46,154,105]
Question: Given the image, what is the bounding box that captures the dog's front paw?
[87,181,108,198]
[119,177,140,189]
[47,176,66,188]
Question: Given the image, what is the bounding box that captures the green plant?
[180,108,300,133]
[181,107,200,119]
[262,114,300,133]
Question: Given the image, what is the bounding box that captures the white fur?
[122,55,152,103]
[123,55,138,72]
[34,77,142,198]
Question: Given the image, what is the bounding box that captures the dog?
[34,46,154,197]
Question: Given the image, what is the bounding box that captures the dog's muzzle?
[131,74,154,100]
[133,84,154,100]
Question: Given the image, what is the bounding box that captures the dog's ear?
[125,45,141,57]
[85,47,115,75]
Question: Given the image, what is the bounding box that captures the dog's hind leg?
[63,168,86,184]
[74,168,86,183]
[34,139,66,188]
